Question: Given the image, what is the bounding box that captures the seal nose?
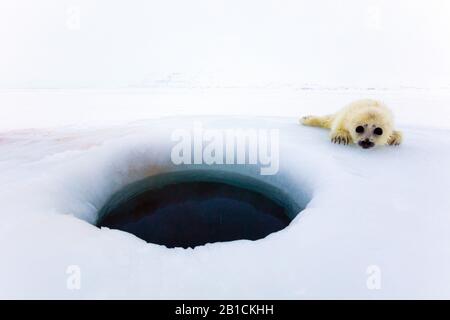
[358,139,375,149]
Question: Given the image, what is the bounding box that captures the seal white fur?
[300,99,402,148]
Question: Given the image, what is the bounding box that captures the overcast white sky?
[1,0,450,88]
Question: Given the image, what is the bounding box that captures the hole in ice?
[96,170,302,248]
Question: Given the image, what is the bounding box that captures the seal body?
[301,99,402,149]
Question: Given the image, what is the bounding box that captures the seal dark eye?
[374,127,383,135]
[355,126,364,133]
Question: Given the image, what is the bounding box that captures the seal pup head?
[348,107,394,149]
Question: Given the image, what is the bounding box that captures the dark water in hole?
[97,171,299,248]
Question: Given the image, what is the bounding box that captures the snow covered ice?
[2,0,450,299]
[0,88,450,299]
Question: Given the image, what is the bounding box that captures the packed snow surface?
[0,88,449,299]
